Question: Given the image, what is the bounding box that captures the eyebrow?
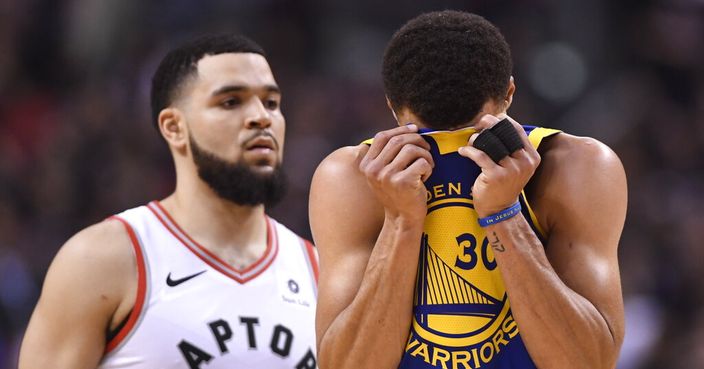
[210,84,281,97]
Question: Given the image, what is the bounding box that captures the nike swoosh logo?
[166,270,207,287]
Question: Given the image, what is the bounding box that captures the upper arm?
[309,146,384,347]
[533,134,627,343]
[19,219,137,369]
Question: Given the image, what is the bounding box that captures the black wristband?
[473,130,509,163]
[490,118,525,153]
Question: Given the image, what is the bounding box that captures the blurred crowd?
[1,0,702,368]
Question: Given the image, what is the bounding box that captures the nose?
[244,98,272,129]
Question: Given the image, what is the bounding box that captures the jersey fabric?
[364,125,560,368]
[98,201,318,369]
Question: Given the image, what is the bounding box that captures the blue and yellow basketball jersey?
[367,125,560,369]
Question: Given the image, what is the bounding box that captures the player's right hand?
[358,124,434,221]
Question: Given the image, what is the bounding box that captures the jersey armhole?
[300,238,319,297]
[103,216,149,355]
[519,192,547,242]
[105,309,132,343]
[528,127,561,149]
[523,127,562,243]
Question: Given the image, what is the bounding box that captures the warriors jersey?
[368,125,559,369]
[98,201,318,369]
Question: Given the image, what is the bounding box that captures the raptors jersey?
[365,125,559,369]
[99,201,318,369]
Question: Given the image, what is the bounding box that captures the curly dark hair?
[382,10,512,129]
[150,34,265,130]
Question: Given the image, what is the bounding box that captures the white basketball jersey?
[98,201,318,369]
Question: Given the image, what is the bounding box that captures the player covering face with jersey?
[311,10,626,369]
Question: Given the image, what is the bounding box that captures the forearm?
[488,216,617,369]
[318,216,423,369]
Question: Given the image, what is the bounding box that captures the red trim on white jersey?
[104,216,148,354]
[303,240,319,284]
[146,201,278,284]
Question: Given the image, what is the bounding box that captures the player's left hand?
[458,114,541,218]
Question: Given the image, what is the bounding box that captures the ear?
[504,76,516,111]
[158,108,188,151]
[385,95,401,125]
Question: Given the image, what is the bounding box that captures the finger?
[490,118,524,153]
[458,145,504,176]
[503,116,539,159]
[471,130,509,164]
[473,114,501,131]
[385,144,435,174]
[507,145,540,172]
[375,133,431,167]
[469,129,525,169]
[363,124,419,163]
[404,157,434,183]
[357,142,370,157]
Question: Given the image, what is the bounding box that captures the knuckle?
[479,115,499,127]
[388,135,403,146]
[521,153,538,169]
[516,162,527,175]
[421,161,433,173]
[494,170,508,181]
[425,155,435,167]
[411,134,426,144]
[404,144,422,155]
[364,162,380,177]
[389,174,404,188]
[376,169,390,184]
[503,161,518,174]
[524,158,536,170]
[374,132,389,142]
[533,153,542,166]
[358,158,370,171]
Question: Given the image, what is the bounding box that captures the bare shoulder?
[539,133,623,170]
[313,145,368,180]
[310,144,383,249]
[57,218,136,275]
[529,133,627,235]
[40,218,137,320]
[20,218,138,368]
[311,144,377,212]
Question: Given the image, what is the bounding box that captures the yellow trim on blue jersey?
[361,126,477,153]
[528,127,560,149]
[420,126,477,154]
[426,197,474,207]
[362,125,558,150]
[520,190,545,238]
[361,126,560,240]
[521,127,560,238]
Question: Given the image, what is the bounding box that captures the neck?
[160,162,268,257]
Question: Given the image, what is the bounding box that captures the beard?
[190,135,287,208]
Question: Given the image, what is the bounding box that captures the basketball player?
[311,11,626,369]
[19,34,318,369]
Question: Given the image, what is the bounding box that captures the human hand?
[359,124,434,221]
[458,115,541,217]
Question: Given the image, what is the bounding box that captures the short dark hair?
[150,34,266,129]
[382,11,512,129]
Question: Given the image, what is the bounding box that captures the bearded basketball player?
[311,11,626,369]
[19,34,318,369]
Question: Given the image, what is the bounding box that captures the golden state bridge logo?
[404,192,521,367]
